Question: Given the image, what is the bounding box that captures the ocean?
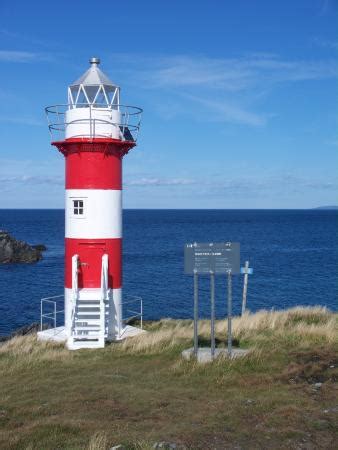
[0,209,337,336]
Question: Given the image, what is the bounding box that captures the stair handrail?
[70,254,79,336]
[100,254,109,340]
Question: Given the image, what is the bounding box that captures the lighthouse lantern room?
[40,58,143,350]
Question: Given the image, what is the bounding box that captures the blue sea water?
[0,209,337,336]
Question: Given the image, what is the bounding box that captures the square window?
[72,199,85,217]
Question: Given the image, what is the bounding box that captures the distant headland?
[312,206,338,210]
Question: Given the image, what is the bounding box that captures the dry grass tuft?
[230,306,337,344]
[0,334,72,369]
[87,431,108,450]
[0,307,336,361]
[115,306,337,355]
[230,305,334,336]
[119,320,193,353]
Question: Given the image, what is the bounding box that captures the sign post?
[185,242,240,360]
[210,271,215,359]
[241,261,253,315]
[193,270,198,357]
[227,270,232,358]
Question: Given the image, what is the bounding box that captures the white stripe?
[65,189,122,239]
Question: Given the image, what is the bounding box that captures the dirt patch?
[279,348,338,384]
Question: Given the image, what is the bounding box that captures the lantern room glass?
[68,60,120,109]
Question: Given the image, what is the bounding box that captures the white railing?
[45,103,142,142]
[72,254,79,295]
[122,295,143,330]
[40,295,64,332]
[70,254,79,336]
[100,254,109,340]
[101,254,109,295]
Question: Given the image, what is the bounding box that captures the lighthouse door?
[78,242,106,288]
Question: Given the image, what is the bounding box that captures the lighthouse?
[43,58,142,349]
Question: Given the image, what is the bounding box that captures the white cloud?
[125,173,337,194]
[0,50,51,63]
[0,29,53,48]
[110,52,338,128]
[121,53,338,90]
[0,174,62,185]
[183,94,266,127]
[0,115,43,126]
[126,177,197,186]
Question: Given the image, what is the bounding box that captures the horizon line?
[0,207,337,211]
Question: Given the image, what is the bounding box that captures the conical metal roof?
[71,57,118,88]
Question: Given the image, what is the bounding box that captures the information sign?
[184,242,240,275]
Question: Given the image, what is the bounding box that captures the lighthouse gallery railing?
[45,104,142,142]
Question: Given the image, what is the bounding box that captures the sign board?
[184,242,240,275]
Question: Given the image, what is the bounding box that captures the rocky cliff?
[0,230,46,264]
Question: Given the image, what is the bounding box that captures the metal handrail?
[70,254,79,337]
[45,103,142,115]
[122,295,143,330]
[40,296,64,332]
[45,103,142,143]
[100,254,108,341]
[49,120,139,130]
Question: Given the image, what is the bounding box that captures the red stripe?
[65,151,122,190]
[52,138,136,158]
[65,238,122,289]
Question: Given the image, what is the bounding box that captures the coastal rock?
[0,322,43,342]
[32,244,47,252]
[0,230,46,264]
[153,443,179,449]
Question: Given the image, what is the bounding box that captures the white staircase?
[67,254,109,350]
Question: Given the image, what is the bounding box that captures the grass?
[0,306,337,449]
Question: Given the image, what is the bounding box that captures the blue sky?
[0,0,337,208]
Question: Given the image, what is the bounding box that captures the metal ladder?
[67,254,108,350]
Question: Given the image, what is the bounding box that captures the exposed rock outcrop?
[0,230,46,264]
[0,322,43,343]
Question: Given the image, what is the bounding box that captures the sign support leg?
[210,272,215,359]
[241,260,249,315]
[227,271,232,358]
[193,271,198,357]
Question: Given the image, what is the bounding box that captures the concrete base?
[37,326,67,343]
[117,325,147,340]
[37,325,146,346]
[182,347,250,363]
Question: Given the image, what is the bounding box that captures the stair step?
[74,326,101,331]
[76,305,100,311]
[77,307,101,311]
[75,311,100,319]
[75,318,101,322]
[78,298,107,301]
[72,334,101,338]
[75,319,101,324]
[72,335,103,340]
[76,305,101,309]
[67,339,104,350]
[76,311,101,315]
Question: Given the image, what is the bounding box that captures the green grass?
[0,306,337,449]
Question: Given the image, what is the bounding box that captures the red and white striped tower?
[45,58,142,349]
